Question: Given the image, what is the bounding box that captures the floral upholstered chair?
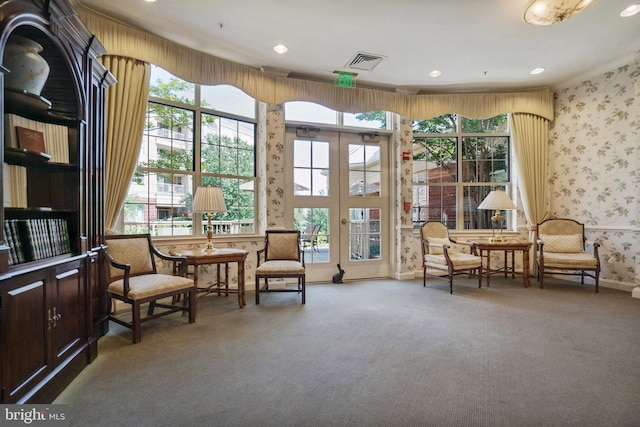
[536,218,600,292]
[420,221,482,294]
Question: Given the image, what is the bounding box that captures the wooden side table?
[469,240,532,288]
[169,248,249,307]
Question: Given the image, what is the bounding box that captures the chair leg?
[255,277,260,305]
[188,289,196,323]
[423,267,426,287]
[595,271,599,293]
[132,301,142,344]
[301,277,306,304]
[147,300,156,316]
[539,265,544,289]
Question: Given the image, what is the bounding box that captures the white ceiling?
[71,0,640,93]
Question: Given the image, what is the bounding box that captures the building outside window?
[120,65,257,236]
[412,114,511,230]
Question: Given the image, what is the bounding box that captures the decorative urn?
[3,35,51,96]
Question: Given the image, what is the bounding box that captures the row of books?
[4,218,71,265]
[4,113,69,163]
[2,163,28,208]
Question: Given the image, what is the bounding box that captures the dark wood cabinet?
[0,0,114,403]
[0,257,86,403]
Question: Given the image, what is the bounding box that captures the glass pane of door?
[294,207,329,263]
[293,139,329,196]
[348,208,381,261]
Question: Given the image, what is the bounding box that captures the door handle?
[341,218,348,224]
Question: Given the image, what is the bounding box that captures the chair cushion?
[108,237,154,276]
[108,274,194,300]
[539,252,598,268]
[428,237,451,255]
[425,252,482,269]
[256,260,305,274]
[539,234,583,253]
[266,233,300,261]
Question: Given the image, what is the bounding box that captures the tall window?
[121,65,256,236]
[412,114,510,230]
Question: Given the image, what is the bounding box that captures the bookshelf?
[0,0,115,403]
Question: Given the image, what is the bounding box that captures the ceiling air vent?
[345,52,385,72]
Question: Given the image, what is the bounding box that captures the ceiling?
[71,0,640,93]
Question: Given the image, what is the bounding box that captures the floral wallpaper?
[395,116,419,277]
[550,59,639,288]
[265,103,287,229]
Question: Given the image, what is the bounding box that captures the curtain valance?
[79,11,554,121]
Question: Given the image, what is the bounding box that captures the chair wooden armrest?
[447,238,477,255]
[256,247,266,266]
[299,248,305,266]
[105,249,132,296]
[149,243,188,276]
[585,240,600,251]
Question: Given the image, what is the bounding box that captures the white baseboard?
[395,271,416,281]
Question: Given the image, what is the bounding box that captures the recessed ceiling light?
[273,44,288,54]
[620,4,640,17]
[144,0,157,3]
[530,67,545,75]
[428,70,442,78]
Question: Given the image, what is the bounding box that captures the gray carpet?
[55,277,640,427]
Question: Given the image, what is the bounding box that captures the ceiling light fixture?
[273,44,288,54]
[144,0,157,3]
[530,67,546,75]
[428,70,442,78]
[523,0,596,25]
[620,4,640,17]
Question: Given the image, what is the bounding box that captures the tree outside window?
[120,66,256,236]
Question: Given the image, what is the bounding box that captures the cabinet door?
[0,271,51,403]
[51,260,86,365]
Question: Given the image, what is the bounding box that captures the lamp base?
[488,236,506,243]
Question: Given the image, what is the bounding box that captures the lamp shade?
[477,190,516,211]
[523,0,596,25]
[192,186,227,213]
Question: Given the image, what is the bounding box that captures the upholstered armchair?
[104,234,196,343]
[420,221,483,294]
[536,218,600,292]
[255,230,306,304]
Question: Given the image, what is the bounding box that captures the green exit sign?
[334,71,357,88]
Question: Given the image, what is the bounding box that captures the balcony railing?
[123,219,255,236]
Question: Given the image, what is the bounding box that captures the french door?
[285,128,390,282]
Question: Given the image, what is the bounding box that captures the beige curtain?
[511,113,550,271]
[79,10,554,121]
[102,55,151,233]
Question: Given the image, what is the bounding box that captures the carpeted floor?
[55,277,640,427]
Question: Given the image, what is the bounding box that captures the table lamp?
[477,189,516,242]
[192,186,227,252]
